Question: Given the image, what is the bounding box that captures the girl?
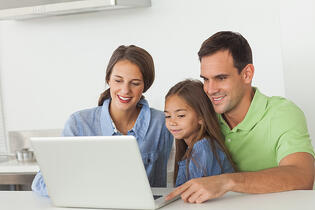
[32,45,173,196]
[164,79,235,187]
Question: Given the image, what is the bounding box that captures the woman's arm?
[31,171,49,197]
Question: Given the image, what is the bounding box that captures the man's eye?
[218,76,227,80]
[177,115,185,118]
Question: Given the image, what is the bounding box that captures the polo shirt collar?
[100,98,151,142]
[218,87,267,132]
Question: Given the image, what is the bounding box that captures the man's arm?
[165,152,314,203]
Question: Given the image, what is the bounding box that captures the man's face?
[200,50,247,116]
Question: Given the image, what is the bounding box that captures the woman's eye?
[132,83,140,86]
[165,115,171,119]
[177,115,185,118]
[115,80,122,83]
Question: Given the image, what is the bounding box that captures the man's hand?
[165,174,234,203]
[165,153,314,204]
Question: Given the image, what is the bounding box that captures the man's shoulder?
[263,95,308,135]
[266,95,304,116]
[254,88,298,111]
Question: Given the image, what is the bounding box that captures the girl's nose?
[168,119,177,126]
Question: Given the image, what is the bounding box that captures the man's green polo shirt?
[218,88,315,172]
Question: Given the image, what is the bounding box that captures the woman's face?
[108,60,144,112]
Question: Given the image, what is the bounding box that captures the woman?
[32,45,173,196]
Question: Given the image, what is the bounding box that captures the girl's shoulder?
[191,138,226,161]
[192,138,211,153]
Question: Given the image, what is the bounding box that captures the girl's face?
[164,95,202,145]
[108,60,144,112]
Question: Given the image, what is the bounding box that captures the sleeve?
[31,171,49,197]
[273,102,315,163]
[189,143,212,178]
[190,140,234,178]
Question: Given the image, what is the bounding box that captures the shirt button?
[227,138,231,142]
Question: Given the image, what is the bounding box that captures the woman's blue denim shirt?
[32,98,173,196]
[175,138,234,187]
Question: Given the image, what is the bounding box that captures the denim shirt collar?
[100,98,151,142]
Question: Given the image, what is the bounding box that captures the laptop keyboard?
[153,195,163,200]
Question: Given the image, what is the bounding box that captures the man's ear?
[242,64,255,84]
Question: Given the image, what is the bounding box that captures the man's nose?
[204,80,218,96]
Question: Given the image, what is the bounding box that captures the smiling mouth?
[212,96,225,104]
[170,129,181,134]
[118,95,132,103]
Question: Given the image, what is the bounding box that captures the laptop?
[30,136,179,209]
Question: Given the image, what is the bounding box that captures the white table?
[1,190,315,210]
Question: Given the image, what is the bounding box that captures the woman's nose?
[121,83,130,94]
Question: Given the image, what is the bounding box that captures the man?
[166,31,315,203]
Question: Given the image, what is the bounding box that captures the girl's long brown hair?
[165,79,236,185]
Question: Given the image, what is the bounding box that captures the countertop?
[0,156,39,174]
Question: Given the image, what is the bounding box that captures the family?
[32,31,315,203]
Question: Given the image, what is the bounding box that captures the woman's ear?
[198,118,203,126]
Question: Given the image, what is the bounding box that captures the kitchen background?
[0,0,314,153]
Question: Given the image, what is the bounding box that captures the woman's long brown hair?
[165,79,236,185]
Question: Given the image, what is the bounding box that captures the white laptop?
[31,136,179,209]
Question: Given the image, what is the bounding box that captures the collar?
[218,87,268,132]
[100,98,151,142]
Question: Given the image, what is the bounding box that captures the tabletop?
[0,156,39,173]
[1,189,315,210]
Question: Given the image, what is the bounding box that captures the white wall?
[280,0,315,145]
[0,0,284,135]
